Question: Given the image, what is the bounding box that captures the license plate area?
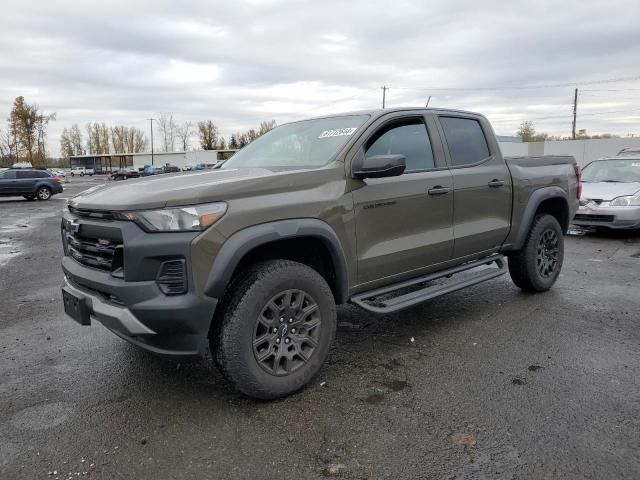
[62,287,91,326]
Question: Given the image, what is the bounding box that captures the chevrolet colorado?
[61,108,580,399]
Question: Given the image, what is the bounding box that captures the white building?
[69,150,237,173]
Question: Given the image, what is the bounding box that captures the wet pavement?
[1,178,639,479]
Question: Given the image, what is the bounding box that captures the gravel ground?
[1,177,639,479]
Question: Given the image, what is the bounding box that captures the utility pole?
[572,88,578,140]
[147,118,155,166]
[381,85,388,108]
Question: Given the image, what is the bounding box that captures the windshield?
[582,159,640,183]
[222,115,369,171]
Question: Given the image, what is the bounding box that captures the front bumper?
[573,204,640,229]
[60,212,217,359]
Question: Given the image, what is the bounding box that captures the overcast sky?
[2,0,640,156]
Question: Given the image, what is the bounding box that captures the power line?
[390,75,640,92]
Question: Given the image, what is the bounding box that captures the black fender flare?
[204,219,349,304]
[509,186,569,251]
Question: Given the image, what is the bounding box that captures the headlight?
[609,194,640,207]
[119,202,227,232]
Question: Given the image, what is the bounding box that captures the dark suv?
[0,168,64,200]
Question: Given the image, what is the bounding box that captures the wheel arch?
[509,186,570,251]
[204,219,350,304]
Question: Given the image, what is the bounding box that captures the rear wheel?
[36,186,52,201]
[508,214,564,292]
[212,260,336,399]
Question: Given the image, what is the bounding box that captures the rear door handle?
[428,186,450,196]
[488,179,505,188]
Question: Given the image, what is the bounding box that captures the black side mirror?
[353,154,406,179]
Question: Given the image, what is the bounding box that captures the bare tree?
[198,120,218,150]
[60,127,73,161]
[110,125,127,153]
[69,124,83,155]
[176,121,194,151]
[124,127,147,153]
[157,113,177,152]
[258,120,277,136]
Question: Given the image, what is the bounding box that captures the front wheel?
[508,214,564,292]
[211,260,336,400]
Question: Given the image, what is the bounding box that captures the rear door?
[436,114,512,259]
[15,170,43,194]
[352,113,454,286]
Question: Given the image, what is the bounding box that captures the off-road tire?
[36,186,52,201]
[508,214,564,292]
[211,260,336,400]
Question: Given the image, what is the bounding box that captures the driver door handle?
[488,179,505,188]
[428,186,450,196]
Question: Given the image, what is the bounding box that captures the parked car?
[617,148,640,157]
[182,165,194,171]
[71,167,94,176]
[49,168,68,179]
[0,168,63,200]
[163,165,180,173]
[140,165,155,176]
[112,168,140,181]
[61,107,579,399]
[573,156,640,229]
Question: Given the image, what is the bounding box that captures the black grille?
[68,206,116,220]
[156,259,187,295]
[574,214,615,222]
[65,231,122,271]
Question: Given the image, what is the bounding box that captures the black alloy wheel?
[253,289,322,376]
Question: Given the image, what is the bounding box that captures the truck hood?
[69,168,277,211]
[581,182,640,201]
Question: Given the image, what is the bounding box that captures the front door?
[0,170,18,194]
[437,115,512,258]
[352,117,454,286]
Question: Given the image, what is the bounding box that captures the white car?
[71,167,94,176]
[573,157,640,229]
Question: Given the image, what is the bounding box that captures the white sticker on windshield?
[318,128,357,139]
[632,162,640,167]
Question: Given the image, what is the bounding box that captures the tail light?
[53,177,62,183]
[574,165,582,199]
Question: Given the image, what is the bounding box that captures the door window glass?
[440,117,490,167]
[366,122,435,172]
[0,170,17,179]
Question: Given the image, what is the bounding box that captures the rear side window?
[440,117,491,167]
[17,170,49,179]
[0,170,17,179]
[366,122,435,172]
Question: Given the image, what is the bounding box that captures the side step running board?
[350,255,508,314]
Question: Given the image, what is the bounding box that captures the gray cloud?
[1,0,640,156]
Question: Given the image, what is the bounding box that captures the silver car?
[573,157,640,229]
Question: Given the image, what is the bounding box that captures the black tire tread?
[211,259,336,399]
[508,214,563,292]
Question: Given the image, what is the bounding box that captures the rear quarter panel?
[503,156,578,248]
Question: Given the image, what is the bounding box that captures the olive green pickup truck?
[61,108,580,399]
